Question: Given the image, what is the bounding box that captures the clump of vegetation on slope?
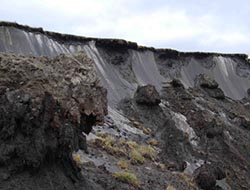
[112,171,139,186]
[91,132,157,164]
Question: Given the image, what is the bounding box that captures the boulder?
[134,84,161,106]
[194,74,219,89]
[206,88,225,99]
[206,127,223,139]
[194,74,225,99]
[194,165,216,190]
[194,164,226,190]
[170,78,184,88]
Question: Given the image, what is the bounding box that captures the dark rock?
[170,78,184,88]
[194,164,217,190]
[134,84,161,106]
[194,164,226,190]
[180,161,187,171]
[195,74,219,89]
[206,88,225,99]
[206,127,223,138]
[206,88,225,100]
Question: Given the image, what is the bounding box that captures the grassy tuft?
[91,134,157,163]
[166,185,176,190]
[177,172,196,188]
[95,131,107,138]
[132,121,152,135]
[155,162,166,170]
[72,153,83,166]
[129,149,145,165]
[117,160,130,170]
[138,145,156,161]
[113,171,139,186]
[125,141,139,149]
[91,135,126,157]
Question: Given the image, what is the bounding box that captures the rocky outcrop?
[134,84,161,106]
[0,52,107,189]
[195,74,225,99]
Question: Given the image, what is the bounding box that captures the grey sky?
[1,0,250,53]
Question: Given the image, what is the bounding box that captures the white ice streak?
[171,111,199,146]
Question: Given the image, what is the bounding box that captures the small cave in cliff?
[80,113,97,135]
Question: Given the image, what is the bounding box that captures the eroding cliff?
[1,21,250,104]
[0,52,107,190]
[1,22,250,190]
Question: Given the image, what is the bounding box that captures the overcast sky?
[1,0,250,53]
